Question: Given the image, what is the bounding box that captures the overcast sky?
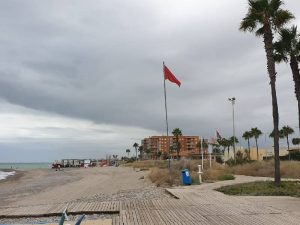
[0,0,300,162]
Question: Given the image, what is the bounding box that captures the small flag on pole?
[164,64,181,87]
[216,130,222,139]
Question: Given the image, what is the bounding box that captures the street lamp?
[228,97,236,161]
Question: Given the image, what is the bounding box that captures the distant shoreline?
[0,162,51,170]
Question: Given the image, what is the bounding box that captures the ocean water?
[0,162,51,170]
[0,163,51,181]
[0,171,15,181]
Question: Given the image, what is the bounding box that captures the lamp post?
[228,97,236,161]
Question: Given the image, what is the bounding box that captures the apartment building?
[142,135,208,158]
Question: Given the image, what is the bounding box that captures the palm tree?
[274,26,300,132]
[281,125,294,153]
[138,146,144,160]
[196,141,202,158]
[242,131,252,160]
[172,128,182,160]
[225,139,232,160]
[229,136,239,160]
[126,149,130,158]
[217,138,228,154]
[269,128,284,138]
[133,143,139,161]
[240,0,294,186]
[217,138,231,159]
[250,128,263,161]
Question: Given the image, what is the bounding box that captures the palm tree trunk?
[287,135,290,160]
[263,23,280,187]
[298,99,300,136]
[255,138,259,160]
[247,139,251,160]
[227,146,229,159]
[290,56,300,135]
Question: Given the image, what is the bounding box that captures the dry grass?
[132,160,300,187]
[280,161,300,179]
[126,160,168,170]
[231,160,300,179]
[149,168,181,187]
[202,163,232,181]
[147,159,234,186]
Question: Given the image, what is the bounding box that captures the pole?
[232,100,235,161]
[163,62,170,168]
[201,139,204,170]
[229,97,236,162]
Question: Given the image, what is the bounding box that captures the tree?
[217,138,231,159]
[138,146,144,160]
[292,138,300,145]
[133,143,139,161]
[269,129,284,138]
[274,26,300,133]
[250,128,263,161]
[172,128,182,160]
[126,149,130,158]
[240,0,294,186]
[229,136,239,161]
[281,126,294,160]
[242,131,252,160]
[145,148,151,159]
[217,138,228,154]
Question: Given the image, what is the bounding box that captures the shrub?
[216,181,300,197]
[149,167,181,187]
[218,174,235,181]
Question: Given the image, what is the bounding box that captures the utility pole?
[228,97,236,161]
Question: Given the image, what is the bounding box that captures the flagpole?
[163,61,169,137]
[163,61,171,168]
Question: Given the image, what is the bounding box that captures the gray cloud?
[0,0,299,161]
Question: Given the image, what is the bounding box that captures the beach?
[0,166,171,223]
[0,166,169,208]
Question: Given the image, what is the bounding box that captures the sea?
[0,163,51,181]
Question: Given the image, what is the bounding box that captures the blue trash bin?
[181,169,192,185]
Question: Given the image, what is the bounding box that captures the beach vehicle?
[84,159,90,168]
[52,160,63,169]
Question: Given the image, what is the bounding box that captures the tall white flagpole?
[163,61,171,168]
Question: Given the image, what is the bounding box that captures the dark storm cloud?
[0,0,300,158]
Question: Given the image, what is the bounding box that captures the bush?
[230,160,300,179]
[216,156,224,164]
[216,181,300,197]
[149,167,181,187]
[226,151,250,166]
[217,174,235,181]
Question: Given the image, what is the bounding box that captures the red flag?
[164,65,181,87]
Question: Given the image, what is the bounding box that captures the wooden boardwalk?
[1,181,300,224]
[0,201,119,218]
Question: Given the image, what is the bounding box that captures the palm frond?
[273,40,288,63]
[269,0,282,13]
[240,15,257,32]
[273,9,294,29]
[255,26,265,36]
[273,52,288,63]
[240,0,265,32]
[297,41,300,53]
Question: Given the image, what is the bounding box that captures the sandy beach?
[0,167,169,208]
